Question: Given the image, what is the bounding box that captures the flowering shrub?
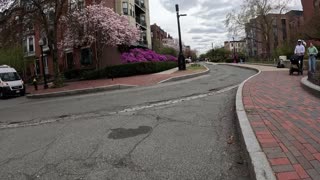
[121,48,178,63]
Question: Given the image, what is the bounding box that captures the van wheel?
[0,90,5,99]
[20,89,25,96]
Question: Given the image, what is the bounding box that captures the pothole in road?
[108,126,152,139]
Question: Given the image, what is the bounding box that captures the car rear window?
[0,72,21,81]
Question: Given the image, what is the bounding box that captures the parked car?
[0,65,25,98]
[185,58,192,63]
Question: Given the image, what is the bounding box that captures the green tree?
[158,47,178,57]
[0,46,24,72]
[225,0,289,59]
[205,47,231,62]
[199,54,206,61]
[152,39,162,53]
[274,43,294,59]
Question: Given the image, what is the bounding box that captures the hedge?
[64,69,94,79]
[82,61,178,80]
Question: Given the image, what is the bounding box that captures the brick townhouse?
[0,0,151,79]
[150,23,173,50]
[224,40,246,54]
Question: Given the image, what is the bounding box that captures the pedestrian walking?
[307,42,318,73]
[294,39,305,74]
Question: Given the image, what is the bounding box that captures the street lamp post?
[233,37,236,63]
[38,38,48,89]
[175,4,187,71]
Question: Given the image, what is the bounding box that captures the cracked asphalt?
[0,64,256,180]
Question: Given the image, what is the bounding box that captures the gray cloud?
[154,0,302,53]
[189,27,226,34]
[159,0,200,12]
[192,36,203,40]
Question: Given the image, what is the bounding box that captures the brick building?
[0,0,151,79]
[150,23,172,50]
[224,40,246,54]
[301,0,320,21]
[246,10,304,57]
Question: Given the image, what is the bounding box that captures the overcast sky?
[149,0,303,54]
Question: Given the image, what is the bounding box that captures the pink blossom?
[60,3,140,49]
[121,48,178,63]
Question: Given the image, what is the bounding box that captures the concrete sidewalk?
[26,66,209,98]
[234,64,320,180]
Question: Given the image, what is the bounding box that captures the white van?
[0,65,25,98]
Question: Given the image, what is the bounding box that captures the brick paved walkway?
[243,69,320,180]
[26,69,203,95]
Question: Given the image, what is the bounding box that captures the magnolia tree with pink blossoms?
[162,38,181,51]
[60,3,140,68]
[0,0,12,12]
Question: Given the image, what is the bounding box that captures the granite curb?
[301,76,320,98]
[158,65,210,84]
[27,65,210,99]
[226,64,277,180]
[26,84,136,99]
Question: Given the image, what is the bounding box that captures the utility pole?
[212,43,214,61]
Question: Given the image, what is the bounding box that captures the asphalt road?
[0,64,256,180]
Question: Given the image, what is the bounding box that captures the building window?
[140,0,145,7]
[28,37,34,52]
[80,48,92,65]
[281,19,287,41]
[140,31,147,44]
[43,56,49,75]
[69,0,85,11]
[130,4,133,16]
[123,2,128,15]
[140,15,146,26]
[24,36,35,55]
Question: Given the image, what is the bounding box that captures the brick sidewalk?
[243,70,320,180]
[26,69,203,95]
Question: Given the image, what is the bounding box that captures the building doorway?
[66,52,74,69]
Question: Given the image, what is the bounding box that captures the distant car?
[185,58,192,63]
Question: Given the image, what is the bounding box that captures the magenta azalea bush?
[121,48,178,63]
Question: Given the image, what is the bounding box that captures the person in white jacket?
[294,39,305,74]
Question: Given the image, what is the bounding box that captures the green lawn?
[187,64,207,70]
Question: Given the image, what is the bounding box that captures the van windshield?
[0,72,21,82]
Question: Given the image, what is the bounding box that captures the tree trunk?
[51,22,63,87]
